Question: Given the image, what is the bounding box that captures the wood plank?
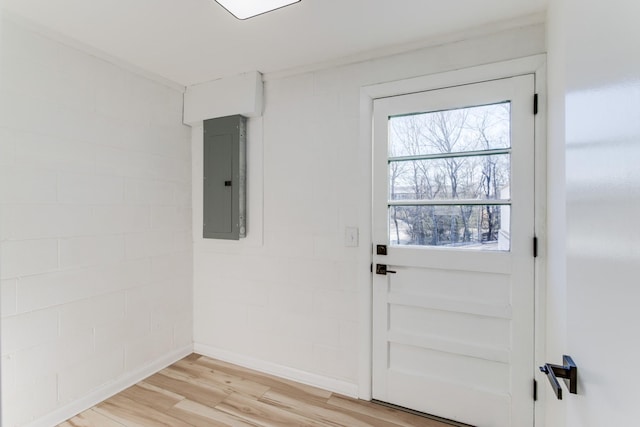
[172,358,271,399]
[95,395,193,427]
[144,370,229,408]
[194,356,332,401]
[327,395,448,427]
[137,380,187,401]
[168,399,259,427]
[260,389,408,427]
[156,365,261,399]
[59,409,125,427]
[118,384,183,412]
[183,353,202,362]
[217,392,333,427]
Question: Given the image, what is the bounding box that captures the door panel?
[372,75,535,427]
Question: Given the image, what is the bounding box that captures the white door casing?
[372,75,536,427]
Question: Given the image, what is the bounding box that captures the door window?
[388,102,511,250]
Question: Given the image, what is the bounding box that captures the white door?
[372,75,536,427]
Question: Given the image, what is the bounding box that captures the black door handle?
[539,355,577,400]
[375,264,396,275]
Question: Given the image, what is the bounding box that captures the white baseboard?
[193,343,358,398]
[28,345,194,427]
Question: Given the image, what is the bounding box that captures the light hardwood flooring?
[59,353,451,427]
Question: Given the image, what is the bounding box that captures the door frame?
[356,54,547,426]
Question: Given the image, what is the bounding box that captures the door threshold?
[371,400,475,427]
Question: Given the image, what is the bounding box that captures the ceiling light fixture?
[215,0,301,20]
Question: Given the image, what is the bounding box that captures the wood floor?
[59,353,451,427]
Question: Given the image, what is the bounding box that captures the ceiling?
[2,0,547,87]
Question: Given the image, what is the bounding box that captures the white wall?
[546,0,640,425]
[193,20,546,395]
[0,17,193,426]
[544,0,567,425]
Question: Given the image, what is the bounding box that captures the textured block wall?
[193,22,547,394]
[0,18,192,426]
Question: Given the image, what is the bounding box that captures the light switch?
[345,226,359,247]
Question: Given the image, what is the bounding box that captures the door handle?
[375,264,396,275]
[539,355,577,400]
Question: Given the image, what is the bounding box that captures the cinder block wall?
[192,22,547,395]
[0,18,193,426]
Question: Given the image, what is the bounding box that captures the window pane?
[389,154,510,201]
[389,102,511,157]
[389,205,510,251]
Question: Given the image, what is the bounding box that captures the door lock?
[375,264,396,275]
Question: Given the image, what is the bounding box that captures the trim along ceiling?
[2,0,547,86]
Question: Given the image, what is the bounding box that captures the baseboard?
[193,343,358,398]
[28,344,194,427]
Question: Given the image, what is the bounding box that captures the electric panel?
[203,115,246,239]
